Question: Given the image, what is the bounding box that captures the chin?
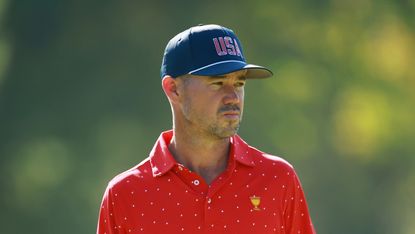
[218,132,237,138]
[212,127,240,139]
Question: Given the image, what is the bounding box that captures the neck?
[168,127,231,184]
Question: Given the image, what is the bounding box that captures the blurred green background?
[1,0,414,233]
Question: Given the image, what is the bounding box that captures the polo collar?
[230,134,256,167]
[149,130,255,177]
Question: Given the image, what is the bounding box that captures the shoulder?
[106,157,153,191]
[248,144,296,174]
[246,146,304,191]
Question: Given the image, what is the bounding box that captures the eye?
[211,81,224,86]
[235,82,245,87]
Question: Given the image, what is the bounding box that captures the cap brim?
[189,61,273,79]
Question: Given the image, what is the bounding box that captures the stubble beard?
[182,104,242,139]
[208,118,241,139]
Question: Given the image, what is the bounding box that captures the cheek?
[239,90,245,104]
[182,94,217,117]
[199,96,220,113]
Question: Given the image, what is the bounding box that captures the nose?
[222,85,241,105]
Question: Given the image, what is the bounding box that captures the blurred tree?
[0,0,414,233]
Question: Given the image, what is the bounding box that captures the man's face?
[177,70,246,139]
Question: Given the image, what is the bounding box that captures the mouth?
[218,105,241,120]
[221,111,240,119]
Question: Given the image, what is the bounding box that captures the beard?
[182,102,243,139]
[208,119,241,138]
[209,104,242,138]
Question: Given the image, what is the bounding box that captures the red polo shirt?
[97,130,315,234]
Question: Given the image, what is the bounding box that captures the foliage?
[1,1,414,233]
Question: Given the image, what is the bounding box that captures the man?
[97,24,316,234]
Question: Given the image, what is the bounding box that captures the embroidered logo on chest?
[250,196,261,211]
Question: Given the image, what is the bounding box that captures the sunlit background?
[1,1,414,233]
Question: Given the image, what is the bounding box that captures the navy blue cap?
[161,24,273,79]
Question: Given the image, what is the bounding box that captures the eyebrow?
[208,75,246,80]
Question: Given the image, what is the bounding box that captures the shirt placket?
[173,164,209,195]
[203,157,237,233]
[172,159,237,232]
[171,164,208,232]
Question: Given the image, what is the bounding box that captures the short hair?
[176,74,192,86]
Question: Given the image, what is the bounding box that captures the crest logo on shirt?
[250,196,261,211]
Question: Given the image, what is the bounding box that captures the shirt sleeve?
[284,169,316,234]
[97,184,117,234]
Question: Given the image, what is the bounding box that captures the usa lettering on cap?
[213,36,243,58]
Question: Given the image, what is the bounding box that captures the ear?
[162,76,180,104]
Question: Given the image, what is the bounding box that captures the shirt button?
[207,198,212,204]
[193,180,200,186]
